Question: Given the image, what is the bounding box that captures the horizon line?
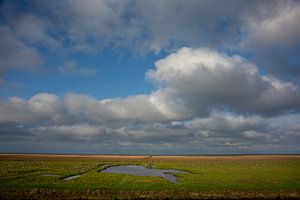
[1,152,300,156]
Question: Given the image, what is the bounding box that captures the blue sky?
[0,0,300,154]
[1,49,160,99]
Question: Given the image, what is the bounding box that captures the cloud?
[63,93,181,123]
[1,1,300,153]
[1,108,299,153]
[0,0,259,54]
[1,0,299,82]
[9,13,61,50]
[188,112,266,134]
[0,26,43,74]
[148,47,300,116]
[131,0,250,53]
[0,91,180,126]
[58,60,98,77]
[239,0,300,80]
[241,0,300,49]
[40,0,300,80]
[1,47,300,153]
[29,0,130,54]
[33,124,103,137]
[0,93,63,125]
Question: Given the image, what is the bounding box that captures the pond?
[101,165,190,183]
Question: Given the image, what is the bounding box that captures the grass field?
[0,154,300,199]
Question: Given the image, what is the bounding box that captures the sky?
[0,0,300,154]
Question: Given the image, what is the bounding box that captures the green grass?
[0,155,299,199]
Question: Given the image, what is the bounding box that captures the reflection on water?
[101,165,190,183]
[63,174,81,180]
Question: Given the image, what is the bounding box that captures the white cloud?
[242,0,300,49]
[148,47,300,115]
[9,13,60,50]
[34,124,102,137]
[2,0,299,81]
[188,112,265,134]
[1,47,300,126]
[0,91,181,125]
[31,0,129,54]
[1,47,300,153]
[63,93,178,123]
[16,0,252,54]
[243,130,266,140]
[0,93,64,124]
[1,1,299,58]
[0,26,43,73]
[58,60,98,76]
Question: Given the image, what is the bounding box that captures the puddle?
[101,165,190,183]
[41,174,60,177]
[63,174,81,180]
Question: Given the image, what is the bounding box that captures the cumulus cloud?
[148,48,300,116]
[0,93,63,125]
[1,107,298,153]
[187,112,266,135]
[1,47,300,153]
[131,0,251,53]
[27,0,299,53]
[5,44,299,127]
[0,91,180,126]
[0,0,267,54]
[1,0,300,153]
[33,124,103,137]
[30,0,255,54]
[239,0,300,80]
[242,0,300,49]
[1,0,299,81]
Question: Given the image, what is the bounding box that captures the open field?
[0,154,300,199]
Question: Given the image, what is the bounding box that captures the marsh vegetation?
[0,154,299,199]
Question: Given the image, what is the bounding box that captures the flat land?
[0,154,300,199]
